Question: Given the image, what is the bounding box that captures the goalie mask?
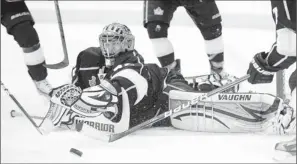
[99,22,135,67]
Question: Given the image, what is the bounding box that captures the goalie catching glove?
[39,80,121,133]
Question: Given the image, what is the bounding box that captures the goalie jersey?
[71,47,169,128]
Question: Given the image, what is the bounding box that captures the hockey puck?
[10,110,16,117]
[70,148,83,157]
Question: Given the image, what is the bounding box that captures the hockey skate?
[165,59,189,85]
[196,70,239,93]
[273,137,296,163]
[34,79,53,96]
[279,103,296,135]
[264,101,296,135]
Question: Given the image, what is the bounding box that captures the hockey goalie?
[39,23,295,138]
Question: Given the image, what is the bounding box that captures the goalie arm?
[39,64,153,134]
[72,47,105,89]
[38,82,131,134]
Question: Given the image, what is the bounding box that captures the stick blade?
[43,61,69,69]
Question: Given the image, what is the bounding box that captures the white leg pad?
[169,90,283,134]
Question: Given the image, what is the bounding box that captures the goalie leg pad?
[169,90,293,134]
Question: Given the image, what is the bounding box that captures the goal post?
[276,70,286,99]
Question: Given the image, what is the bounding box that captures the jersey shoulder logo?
[154,7,164,15]
[88,76,97,87]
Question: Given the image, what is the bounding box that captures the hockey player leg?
[267,26,296,69]
[273,71,297,161]
[11,22,53,95]
[277,70,296,135]
[146,22,176,68]
[1,0,52,95]
[144,0,179,70]
[185,0,223,74]
[272,70,296,162]
[11,21,53,95]
[185,2,238,92]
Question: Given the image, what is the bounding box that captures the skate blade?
[273,150,296,163]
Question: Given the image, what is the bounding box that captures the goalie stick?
[78,74,250,142]
[10,109,43,120]
[1,81,51,135]
[43,0,69,69]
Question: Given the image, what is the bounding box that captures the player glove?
[247,52,279,84]
[39,84,82,133]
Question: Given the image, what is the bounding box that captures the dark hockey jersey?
[72,47,168,128]
[271,0,296,30]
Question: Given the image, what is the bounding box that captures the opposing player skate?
[34,79,53,96]
[187,70,239,93]
[273,137,296,163]
[265,102,296,135]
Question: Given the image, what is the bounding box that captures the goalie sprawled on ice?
[40,23,295,137]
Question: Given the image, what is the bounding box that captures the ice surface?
[1,1,295,163]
